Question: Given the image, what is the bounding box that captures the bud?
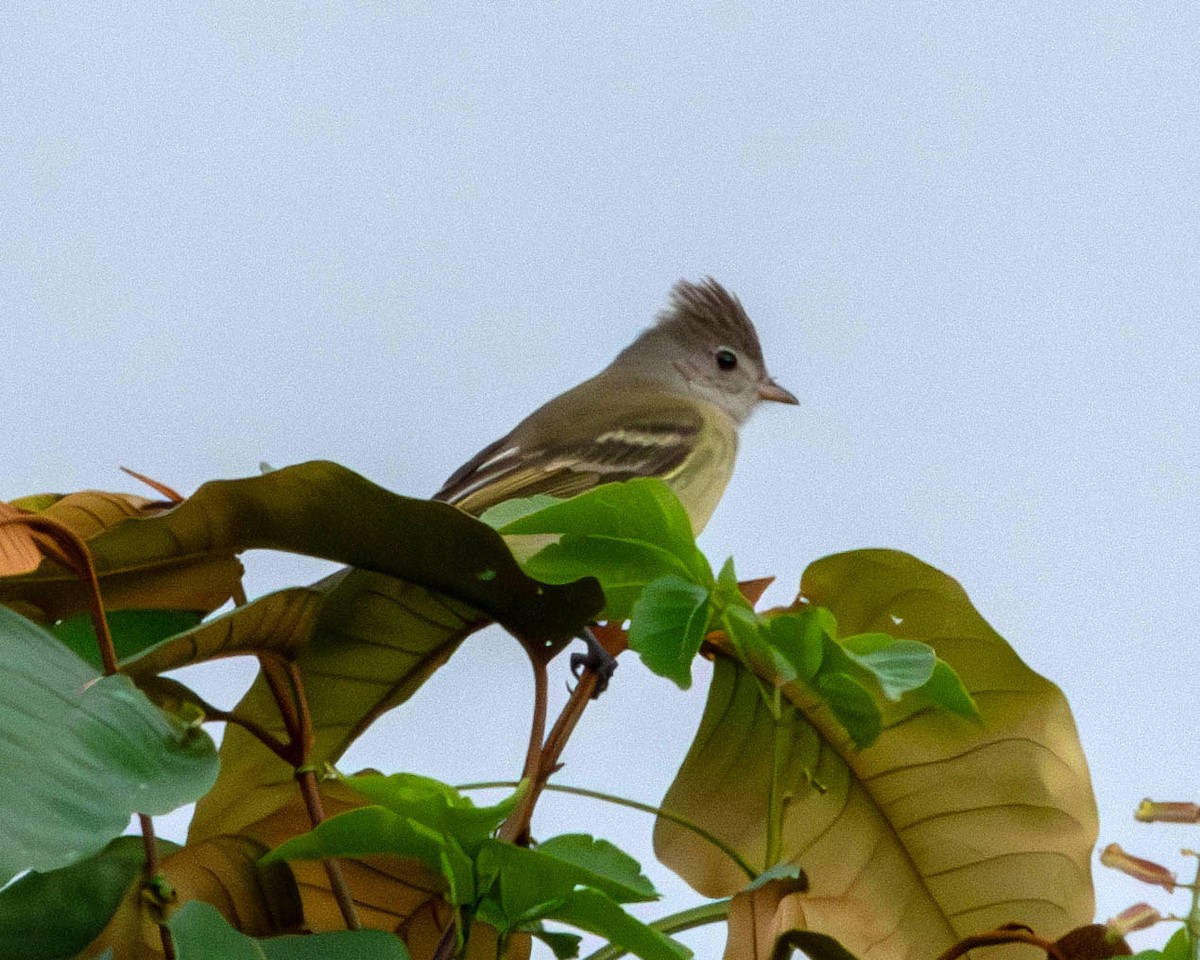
[1100,843,1176,892]
[1136,799,1200,824]
[1106,902,1163,937]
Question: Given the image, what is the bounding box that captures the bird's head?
[613,277,798,424]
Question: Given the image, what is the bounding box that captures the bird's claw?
[570,629,618,698]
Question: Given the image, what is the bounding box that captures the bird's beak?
[757,377,799,405]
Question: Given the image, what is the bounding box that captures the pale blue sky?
[3,3,1198,955]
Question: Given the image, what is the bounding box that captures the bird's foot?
[569,628,618,698]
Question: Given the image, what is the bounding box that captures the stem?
[461,781,756,882]
[499,663,598,844]
[281,660,362,932]
[295,769,361,931]
[580,900,731,960]
[764,703,791,870]
[137,814,177,960]
[1184,852,1200,960]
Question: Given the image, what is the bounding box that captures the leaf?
[627,574,712,688]
[185,565,571,841]
[83,834,304,959]
[90,463,601,841]
[0,501,43,575]
[813,671,882,749]
[0,836,179,959]
[521,537,698,622]
[839,634,935,700]
[0,490,239,623]
[53,608,203,669]
[495,479,699,570]
[545,888,691,960]
[655,549,1099,960]
[168,900,411,959]
[478,494,564,529]
[239,783,522,958]
[495,479,713,618]
[0,605,218,885]
[343,773,524,854]
[764,610,825,682]
[533,834,658,903]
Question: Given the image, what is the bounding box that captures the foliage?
[0,462,1107,960]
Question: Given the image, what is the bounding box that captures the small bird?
[434,277,797,690]
[435,277,797,533]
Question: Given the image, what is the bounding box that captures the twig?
[462,781,756,882]
[283,660,361,932]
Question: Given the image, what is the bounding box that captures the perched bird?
[435,277,797,534]
[434,277,797,690]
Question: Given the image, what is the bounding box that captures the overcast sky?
[3,4,1198,956]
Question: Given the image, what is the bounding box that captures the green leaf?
[52,609,204,669]
[627,575,711,688]
[0,836,179,959]
[475,836,658,933]
[168,899,411,959]
[262,804,474,903]
[765,610,825,681]
[0,605,218,885]
[521,537,698,621]
[814,671,882,749]
[724,605,797,689]
[478,494,564,529]
[839,634,935,700]
[546,888,691,960]
[918,660,980,719]
[528,926,583,959]
[495,479,699,570]
[343,773,524,854]
[535,834,657,903]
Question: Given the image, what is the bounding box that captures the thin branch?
[285,659,361,932]
[463,781,756,882]
[295,768,361,931]
[498,649,550,844]
[499,657,599,844]
[137,813,177,960]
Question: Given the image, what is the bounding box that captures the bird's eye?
[715,349,738,371]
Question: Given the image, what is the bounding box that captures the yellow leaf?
[656,549,1098,960]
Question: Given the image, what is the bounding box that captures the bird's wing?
[433,413,703,516]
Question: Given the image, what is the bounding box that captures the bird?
[434,277,797,687]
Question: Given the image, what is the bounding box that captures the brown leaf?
[656,549,1099,960]
[0,502,43,575]
[724,877,810,960]
[82,834,301,959]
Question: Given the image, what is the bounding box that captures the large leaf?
[655,549,1098,960]
[182,569,516,840]
[0,836,179,960]
[99,462,601,839]
[0,605,219,886]
[0,490,239,622]
[82,833,303,960]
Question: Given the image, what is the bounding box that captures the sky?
[3,3,1198,956]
